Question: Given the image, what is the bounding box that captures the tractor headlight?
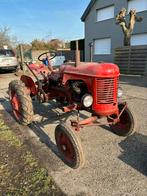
[118,87,123,98]
[82,94,93,108]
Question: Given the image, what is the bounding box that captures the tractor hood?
[60,62,120,77]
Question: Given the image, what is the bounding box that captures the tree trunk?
[116,9,143,47]
[124,32,131,46]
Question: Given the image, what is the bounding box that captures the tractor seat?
[49,71,61,81]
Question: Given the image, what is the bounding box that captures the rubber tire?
[109,103,138,137]
[9,80,34,125]
[55,123,85,169]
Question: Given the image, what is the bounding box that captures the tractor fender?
[20,75,37,96]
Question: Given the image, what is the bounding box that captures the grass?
[0,119,63,196]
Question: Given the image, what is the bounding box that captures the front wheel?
[108,103,138,136]
[9,80,34,125]
[55,123,85,169]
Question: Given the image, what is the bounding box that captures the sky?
[0,0,90,43]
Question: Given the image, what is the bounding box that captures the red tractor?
[8,51,137,169]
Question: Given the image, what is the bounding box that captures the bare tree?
[0,26,17,48]
[116,8,143,46]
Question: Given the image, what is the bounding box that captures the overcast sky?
[0,0,90,43]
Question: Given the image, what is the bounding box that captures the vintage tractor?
[8,51,137,169]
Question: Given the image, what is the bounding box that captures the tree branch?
[116,8,143,46]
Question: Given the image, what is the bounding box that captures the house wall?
[84,0,147,62]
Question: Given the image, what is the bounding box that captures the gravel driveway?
[0,72,147,196]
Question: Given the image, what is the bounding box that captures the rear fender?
[21,75,37,96]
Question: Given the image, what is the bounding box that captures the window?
[94,38,111,55]
[131,34,147,46]
[96,6,114,22]
[128,0,147,13]
[0,49,15,57]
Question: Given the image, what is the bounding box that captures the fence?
[114,45,147,75]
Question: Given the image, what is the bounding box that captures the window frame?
[131,33,147,46]
[127,0,147,13]
[96,5,115,22]
[94,38,112,55]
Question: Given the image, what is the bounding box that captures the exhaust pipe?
[75,40,80,67]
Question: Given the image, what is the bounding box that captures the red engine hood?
[60,62,120,77]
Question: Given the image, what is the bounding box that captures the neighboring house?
[81,0,147,62]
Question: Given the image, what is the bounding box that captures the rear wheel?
[108,103,138,136]
[55,123,85,169]
[9,80,34,125]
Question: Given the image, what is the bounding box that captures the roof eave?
[81,0,96,22]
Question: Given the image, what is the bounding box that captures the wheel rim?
[113,109,133,134]
[56,131,76,164]
[10,90,21,120]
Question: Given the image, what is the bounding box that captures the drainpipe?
[89,42,94,62]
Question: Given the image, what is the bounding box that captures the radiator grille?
[96,78,116,104]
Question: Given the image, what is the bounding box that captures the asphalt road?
[0,72,147,196]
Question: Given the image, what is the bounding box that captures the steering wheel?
[38,51,56,62]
